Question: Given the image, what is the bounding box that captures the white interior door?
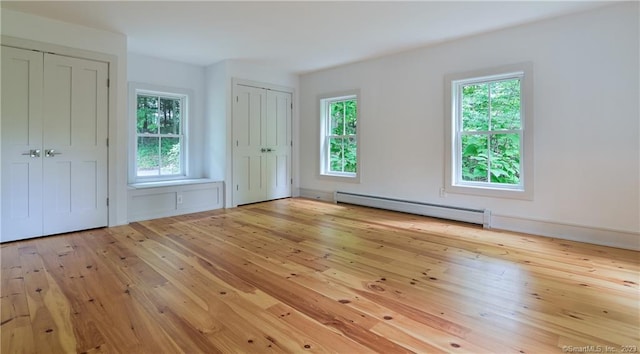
[232,82,292,206]
[42,53,109,235]
[1,47,109,242]
[1,47,45,241]
[233,85,267,205]
[265,90,292,200]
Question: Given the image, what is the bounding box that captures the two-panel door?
[1,47,108,242]
[232,84,292,206]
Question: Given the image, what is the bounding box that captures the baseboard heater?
[334,191,491,228]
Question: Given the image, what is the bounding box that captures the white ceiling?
[1,1,613,74]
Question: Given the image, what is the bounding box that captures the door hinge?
[290,140,293,147]
[106,138,109,147]
[106,198,109,206]
[290,178,293,185]
[107,79,110,88]
[290,103,293,110]
[236,185,239,191]
[236,96,238,102]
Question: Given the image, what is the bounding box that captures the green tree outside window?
[460,79,521,184]
[327,99,357,174]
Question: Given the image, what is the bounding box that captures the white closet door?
[265,90,292,200]
[233,85,267,205]
[42,53,109,235]
[1,47,44,241]
[232,82,292,206]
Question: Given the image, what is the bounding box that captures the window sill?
[319,173,360,183]
[445,184,532,200]
[128,178,218,190]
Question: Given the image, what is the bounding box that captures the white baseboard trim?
[298,188,639,251]
[491,214,640,251]
[299,188,335,203]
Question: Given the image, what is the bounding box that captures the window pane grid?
[136,92,185,178]
[456,76,522,186]
[325,98,357,175]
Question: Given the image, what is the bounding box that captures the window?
[130,83,189,181]
[320,93,359,179]
[445,63,533,199]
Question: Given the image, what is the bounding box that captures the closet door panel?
[233,85,267,205]
[265,90,292,200]
[1,47,44,241]
[42,53,108,235]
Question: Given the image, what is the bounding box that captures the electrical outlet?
[177,194,183,204]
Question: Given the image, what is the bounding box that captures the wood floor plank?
[1,244,36,353]
[1,198,638,353]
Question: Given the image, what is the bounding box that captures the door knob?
[45,149,62,157]
[21,149,41,158]
[261,148,267,153]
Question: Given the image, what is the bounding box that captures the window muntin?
[321,95,358,178]
[455,75,523,187]
[135,91,186,178]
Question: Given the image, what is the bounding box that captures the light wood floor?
[1,198,639,353]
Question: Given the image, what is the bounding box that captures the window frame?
[319,91,360,181]
[128,82,191,183]
[444,63,533,200]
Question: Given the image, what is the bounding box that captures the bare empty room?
[1,1,638,353]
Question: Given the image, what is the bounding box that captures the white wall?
[205,59,300,207]
[1,8,129,227]
[299,3,639,249]
[128,52,207,179]
[205,61,230,183]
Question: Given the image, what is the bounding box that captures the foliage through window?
[321,95,358,177]
[136,92,185,178]
[445,63,533,200]
[458,77,522,185]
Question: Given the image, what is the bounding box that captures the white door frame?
[230,78,294,207]
[0,35,119,236]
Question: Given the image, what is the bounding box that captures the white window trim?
[318,91,360,182]
[444,62,534,200]
[128,82,193,184]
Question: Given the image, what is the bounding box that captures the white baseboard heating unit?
[334,191,491,228]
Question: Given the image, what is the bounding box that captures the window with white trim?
[132,86,187,181]
[320,93,359,179]
[445,63,533,199]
